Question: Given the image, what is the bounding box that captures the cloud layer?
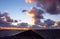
[23,0,60,27]
[0,12,17,26]
[25,0,60,14]
[22,7,44,25]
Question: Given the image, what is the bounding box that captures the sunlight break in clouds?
[22,7,44,25]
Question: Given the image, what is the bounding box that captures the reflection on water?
[0,30,25,37]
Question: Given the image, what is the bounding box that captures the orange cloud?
[25,0,34,3]
[25,0,60,14]
[23,7,44,25]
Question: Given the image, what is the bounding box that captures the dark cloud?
[44,19,55,27]
[0,12,18,26]
[0,12,13,22]
[14,20,18,22]
[22,7,44,25]
[3,12,13,22]
[30,25,40,28]
[26,0,60,14]
[0,18,11,26]
[18,23,28,28]
[22,10,27,12]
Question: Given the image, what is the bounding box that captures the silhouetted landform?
[35,29,60,39]
[0,29,60,39]
[0,30,44,39]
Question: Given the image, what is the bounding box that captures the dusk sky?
[0,0,60,37]
[0,0,36,24]
[0,0,60,26]
[0,0,60,23]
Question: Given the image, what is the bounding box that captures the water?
[0,30,25,37]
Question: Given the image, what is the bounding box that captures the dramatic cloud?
[44,19,55,27]
[25,0,60,14]
[0,12,13,22]
[24,0,60,28]
[0,12,18,26]
[22,7,44,25]
[0,18,11,26]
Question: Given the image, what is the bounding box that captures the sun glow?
[26,12,35,17]
[27,19,35,25]
[25,10,35,25]
[25,0,33,3]
[25,11,35,25]
[11,22,18,26]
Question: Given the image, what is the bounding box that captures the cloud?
[22,7,44,25]
[30,25,40,28]
[44,19,55,27]
[0,11,18,26]
[14,20,18,22]
[0,18,11,26]
[25,0,60,14]
[22,10,27,12]
[2,12,13,22]
[18,23,28,28]
[25,0,34,3]
[54,21,60,27]
[0,12,14,22]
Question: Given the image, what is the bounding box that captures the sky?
[0,0,60,37]
[0,0,60,24]
[0,0,36,24]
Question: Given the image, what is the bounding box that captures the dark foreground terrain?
[0,30,44,39]
[0,29,60,39]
